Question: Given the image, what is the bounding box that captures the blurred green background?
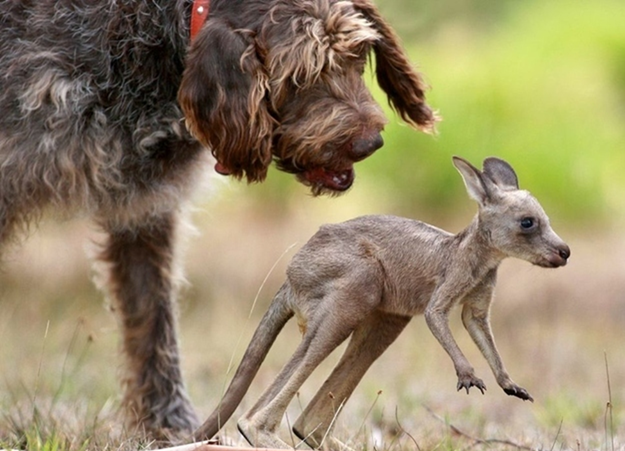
[247,0,625,227]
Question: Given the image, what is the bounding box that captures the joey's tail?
[194,283,294,440]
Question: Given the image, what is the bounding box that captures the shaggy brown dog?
[0,0,435,439]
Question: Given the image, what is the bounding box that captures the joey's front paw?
[503,384,534,402]
[456,373,486,395]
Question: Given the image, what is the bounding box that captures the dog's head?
[179,0,437,195]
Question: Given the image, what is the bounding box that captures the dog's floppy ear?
[351,0,438,133]
[178,19,274,182]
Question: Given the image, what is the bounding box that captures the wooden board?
[155,442,291,451]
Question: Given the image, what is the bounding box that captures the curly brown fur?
[179,0,437,193]
[0,0,435,440]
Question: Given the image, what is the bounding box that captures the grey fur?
[195,156,570,449]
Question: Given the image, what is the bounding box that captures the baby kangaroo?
[195,156,570,449]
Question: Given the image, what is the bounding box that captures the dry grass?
[0,190,623,450]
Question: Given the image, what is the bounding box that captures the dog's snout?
[350,133,383,161]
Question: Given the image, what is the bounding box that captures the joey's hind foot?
[293,425,355,451]
[238,417,291,449]
[311,436,355,451]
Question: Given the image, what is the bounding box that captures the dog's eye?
[520,217,537,231]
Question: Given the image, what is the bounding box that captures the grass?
[0,202,623,450]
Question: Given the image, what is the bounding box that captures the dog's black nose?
[350,133,383,161]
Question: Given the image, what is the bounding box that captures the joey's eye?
[520,217,536,231]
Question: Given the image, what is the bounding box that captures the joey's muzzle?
[546,242,571,267]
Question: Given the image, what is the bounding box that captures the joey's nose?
[545,239,571,268]
[558,244,571,261]
[350,133,383,161]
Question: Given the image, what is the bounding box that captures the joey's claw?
[503,386,534,402]
[456,376,486,395]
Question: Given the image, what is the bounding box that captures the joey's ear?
[351,0,438,133]
[452,156,493,204]
[482,157,519,190]
[178,19,274,183]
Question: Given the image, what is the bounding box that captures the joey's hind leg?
[238,285,383,448]
[98,212,198,438]
[293,312,410,449]
[237,321,355,449]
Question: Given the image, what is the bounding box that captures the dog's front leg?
[99,211,198,438]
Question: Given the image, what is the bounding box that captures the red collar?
[190,0,210,41]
